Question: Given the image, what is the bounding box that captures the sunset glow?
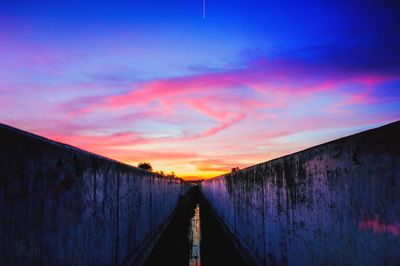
[0,1,399,179]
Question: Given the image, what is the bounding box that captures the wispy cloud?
[0,11,399,178]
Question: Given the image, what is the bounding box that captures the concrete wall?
[202,121,400,266]
[0,124,189,266]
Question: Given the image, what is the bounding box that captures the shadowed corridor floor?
[143,187,247,266]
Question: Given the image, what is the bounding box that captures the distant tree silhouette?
[137,162,153,171]
[231,167,240,173]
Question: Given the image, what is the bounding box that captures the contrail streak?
[203,0,206,18]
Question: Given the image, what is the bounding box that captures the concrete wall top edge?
[0,123,182,182]
[203,120,400,182]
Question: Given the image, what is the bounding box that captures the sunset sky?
[0,1,399,179]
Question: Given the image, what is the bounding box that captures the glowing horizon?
[0,1,399,180]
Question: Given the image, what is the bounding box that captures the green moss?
[56,157,63,169]
[267,252,277,266]
[73,155,84,176]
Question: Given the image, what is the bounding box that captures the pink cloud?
[112,150,199,162]
[71,55,396,117]
[1,48,399,178]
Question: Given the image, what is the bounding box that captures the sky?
[0,0,399,179]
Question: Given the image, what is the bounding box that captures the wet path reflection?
[189,204,201,266]
[144,187,246,266]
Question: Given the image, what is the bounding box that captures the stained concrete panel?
[0,124,189,266]
[202,121,400,265]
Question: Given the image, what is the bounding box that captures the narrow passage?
[144,186,247,266]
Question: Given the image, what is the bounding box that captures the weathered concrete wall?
[0,124,189,266]
[202,121,400,266]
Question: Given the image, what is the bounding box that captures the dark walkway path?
[144,187,247,266]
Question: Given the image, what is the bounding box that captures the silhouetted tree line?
[137,162,176,178]
[231,167,240,173]
[137,162,153,171]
